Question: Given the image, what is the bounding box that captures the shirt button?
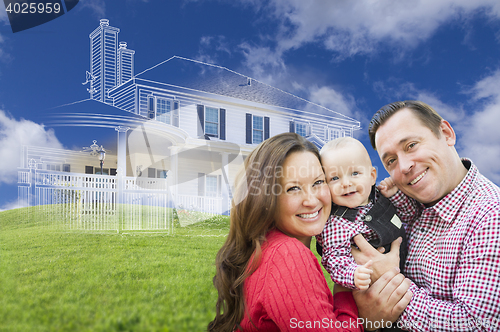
[364,215,372,222]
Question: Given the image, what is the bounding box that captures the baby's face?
[322,145,376,208]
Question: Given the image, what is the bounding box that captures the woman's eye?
[287,186,300,192]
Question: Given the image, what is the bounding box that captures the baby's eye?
[352,171,359,176]
[330,176,339,182]
[314,179,325,186]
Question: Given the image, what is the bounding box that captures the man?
[352,100,500,331]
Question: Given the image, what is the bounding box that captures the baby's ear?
[370,166,377,185]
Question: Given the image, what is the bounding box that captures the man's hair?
[368,100,443,150]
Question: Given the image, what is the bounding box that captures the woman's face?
[274,151,332,246]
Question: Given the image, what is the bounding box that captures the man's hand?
[353,268,413,330]
[378,177,398,198]
[351,234,400,282]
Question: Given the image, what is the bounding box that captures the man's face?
[374,108,458,206]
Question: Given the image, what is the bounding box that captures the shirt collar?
[429,158,477,224]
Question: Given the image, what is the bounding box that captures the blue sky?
[1,0,500,210]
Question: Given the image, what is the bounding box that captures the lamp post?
[98,145,106,175]
[83,140,108,175]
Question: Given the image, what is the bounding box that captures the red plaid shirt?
[390,159,500,332]
[316,193,381,289]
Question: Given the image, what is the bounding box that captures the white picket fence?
[18,169,223,232]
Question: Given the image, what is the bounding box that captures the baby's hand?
[378,177,398,198]
[354,260,373,290]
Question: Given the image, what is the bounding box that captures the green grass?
[0,207,333,332]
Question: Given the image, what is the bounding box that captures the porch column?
[115,126,130,205]
[170,146,179,203]
[220,152,230,215]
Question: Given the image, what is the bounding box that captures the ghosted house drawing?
[18,19,360,231]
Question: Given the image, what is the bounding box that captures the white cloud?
[458,70,500,183]
[0,197,27,211]
[307,85,356,118]
[0,110,63,184]
[196,35,232,64]
[372,72,500,184]
[238,0,500,66]
[78,0,106,17]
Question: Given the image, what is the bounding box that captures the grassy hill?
[0,207,229,332]
[0,207,332,332]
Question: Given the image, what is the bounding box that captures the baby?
[316,137,407,290]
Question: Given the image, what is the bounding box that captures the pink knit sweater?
[239,229,362,331]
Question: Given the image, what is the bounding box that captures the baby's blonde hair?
[320,136,362,155]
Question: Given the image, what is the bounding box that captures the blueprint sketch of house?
[18,19,360,232]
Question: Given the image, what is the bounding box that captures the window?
[329,128,344,140]
[157,170,168,178]
[46,164,61,171]
[85,166,94,174]
[156,98,171,124]
[148,168,156,178]
[206,175,218,197]
[205,107,219,136]
[63,164,71,172]
[290,120,310,137]
[197,105,226,140]
[252,116,264,144]
[95,167,109,175]
[246,114,270,144]
[198,173,221,197]
[295,122,307,137]
[147,96,179,126]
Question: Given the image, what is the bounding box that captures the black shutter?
[85,166,93,174]
[148,97,155,119]
[289,120,295,133]
[220,108,226,140]
[246,113,252,144]
[264,116,270,140]
[173,101,180,127]
[197,105,204,137]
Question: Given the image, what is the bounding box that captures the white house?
[18,19,360,231]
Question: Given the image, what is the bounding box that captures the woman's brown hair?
[207,132,320,331]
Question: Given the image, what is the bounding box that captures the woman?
[208,133,362,331]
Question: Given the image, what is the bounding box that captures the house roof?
[133,56,359,126]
